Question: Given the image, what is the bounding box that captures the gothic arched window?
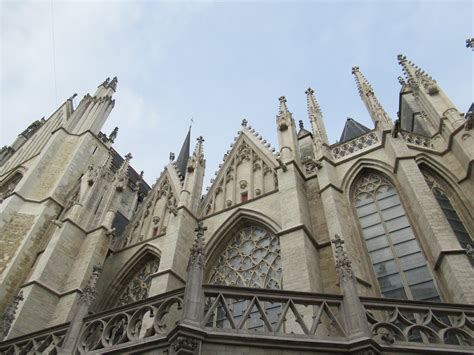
[207,225,282,330]
[115,258,160,307]
[209,225,282,289]
[422,172,473,265]
[353,172,440,301]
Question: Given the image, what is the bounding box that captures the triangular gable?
[199,124,279,216]
[116,164,182,248]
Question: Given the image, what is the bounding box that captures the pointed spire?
[397,54,439,95]
[305,87,329,149]
[176,127,191,179]
[109,76,118,91]
[278,96,289,114]
[98,77,110,88]
[108,126,119,143]
[351,66,392,129]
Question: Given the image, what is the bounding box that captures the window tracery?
[422,172,473,264]
[209,225,282,289]
[116,258,160,307]
[353,172,440,301]
[207,225,282,331]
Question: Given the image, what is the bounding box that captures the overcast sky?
[1,0,472,189]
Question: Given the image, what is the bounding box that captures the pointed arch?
[206,208,280,268]
[350,170,441,301]
[100,244,161,309]
[340,158,395,194]
[418,163,473,260]
[205,208,282,287]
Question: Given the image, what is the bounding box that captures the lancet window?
[353,172,440,301]
[0,172,23,201]
[422,172,473,265]
[207,225,282,330]
[115,258,160,307]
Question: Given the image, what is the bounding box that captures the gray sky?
[1,0,472,189]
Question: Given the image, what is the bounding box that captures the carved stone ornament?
[210,226,282,289]
[170,335,198,353]
[187,221,207,271]
[226,200,232,207]
[80,266,102,306]
[117,259,159,306]
[152,216,160,225]
[239,180,248,189]
[255,188,262,196]
[331,234,354,285]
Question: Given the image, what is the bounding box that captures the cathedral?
[0,53,473,354]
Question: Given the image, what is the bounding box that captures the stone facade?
[0,55,473,354]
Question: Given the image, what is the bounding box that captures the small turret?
[276,96,300,165]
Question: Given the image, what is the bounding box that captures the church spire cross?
[351,66,392,129]
[241,118,248,127]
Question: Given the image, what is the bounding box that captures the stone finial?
[108,126,119,143]
[305,87,314,96]
[397,54,438,95]
[79,266,102,306]
[397,76,406,86]
[124,152,132,161]
[351,66,360,74]
[241,118,248,127]
[188,221,207,271]
[98,77,110,88]
[0,290,24,339]
[298,120,304,129]
[109,76,118,91]
[169,152,175,161]
[331,234,354,284]
[466,38,474,50]
[278,96,289,113]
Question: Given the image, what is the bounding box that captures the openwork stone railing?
[76,288,184,354]
[400,130,433,148]
[332,131,379,160]
[1,287,473,354]
[362,297,474,351]
[0,323,68,354]
[202,285,347,339]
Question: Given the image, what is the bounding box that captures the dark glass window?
[354,172,440,301]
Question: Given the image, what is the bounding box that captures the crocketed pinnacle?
[351,66,392,128]
[305,87,329,146]
[397,54,438,95]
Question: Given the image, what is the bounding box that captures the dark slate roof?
[297,120,312,139]
[175,128,191,178]
[339,118,371,143]
[110,149,151,195]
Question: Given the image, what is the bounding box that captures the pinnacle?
[278,96,289,114]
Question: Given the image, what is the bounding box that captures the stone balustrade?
[1,286,472,354]
[331,131,379,160]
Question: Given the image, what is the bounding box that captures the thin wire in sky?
[50,0,58,104]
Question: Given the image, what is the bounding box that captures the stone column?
[332,235,380,354]
[168,222,207,355]
[58,266,102,354]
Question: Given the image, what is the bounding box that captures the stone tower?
[0,53,473,354]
